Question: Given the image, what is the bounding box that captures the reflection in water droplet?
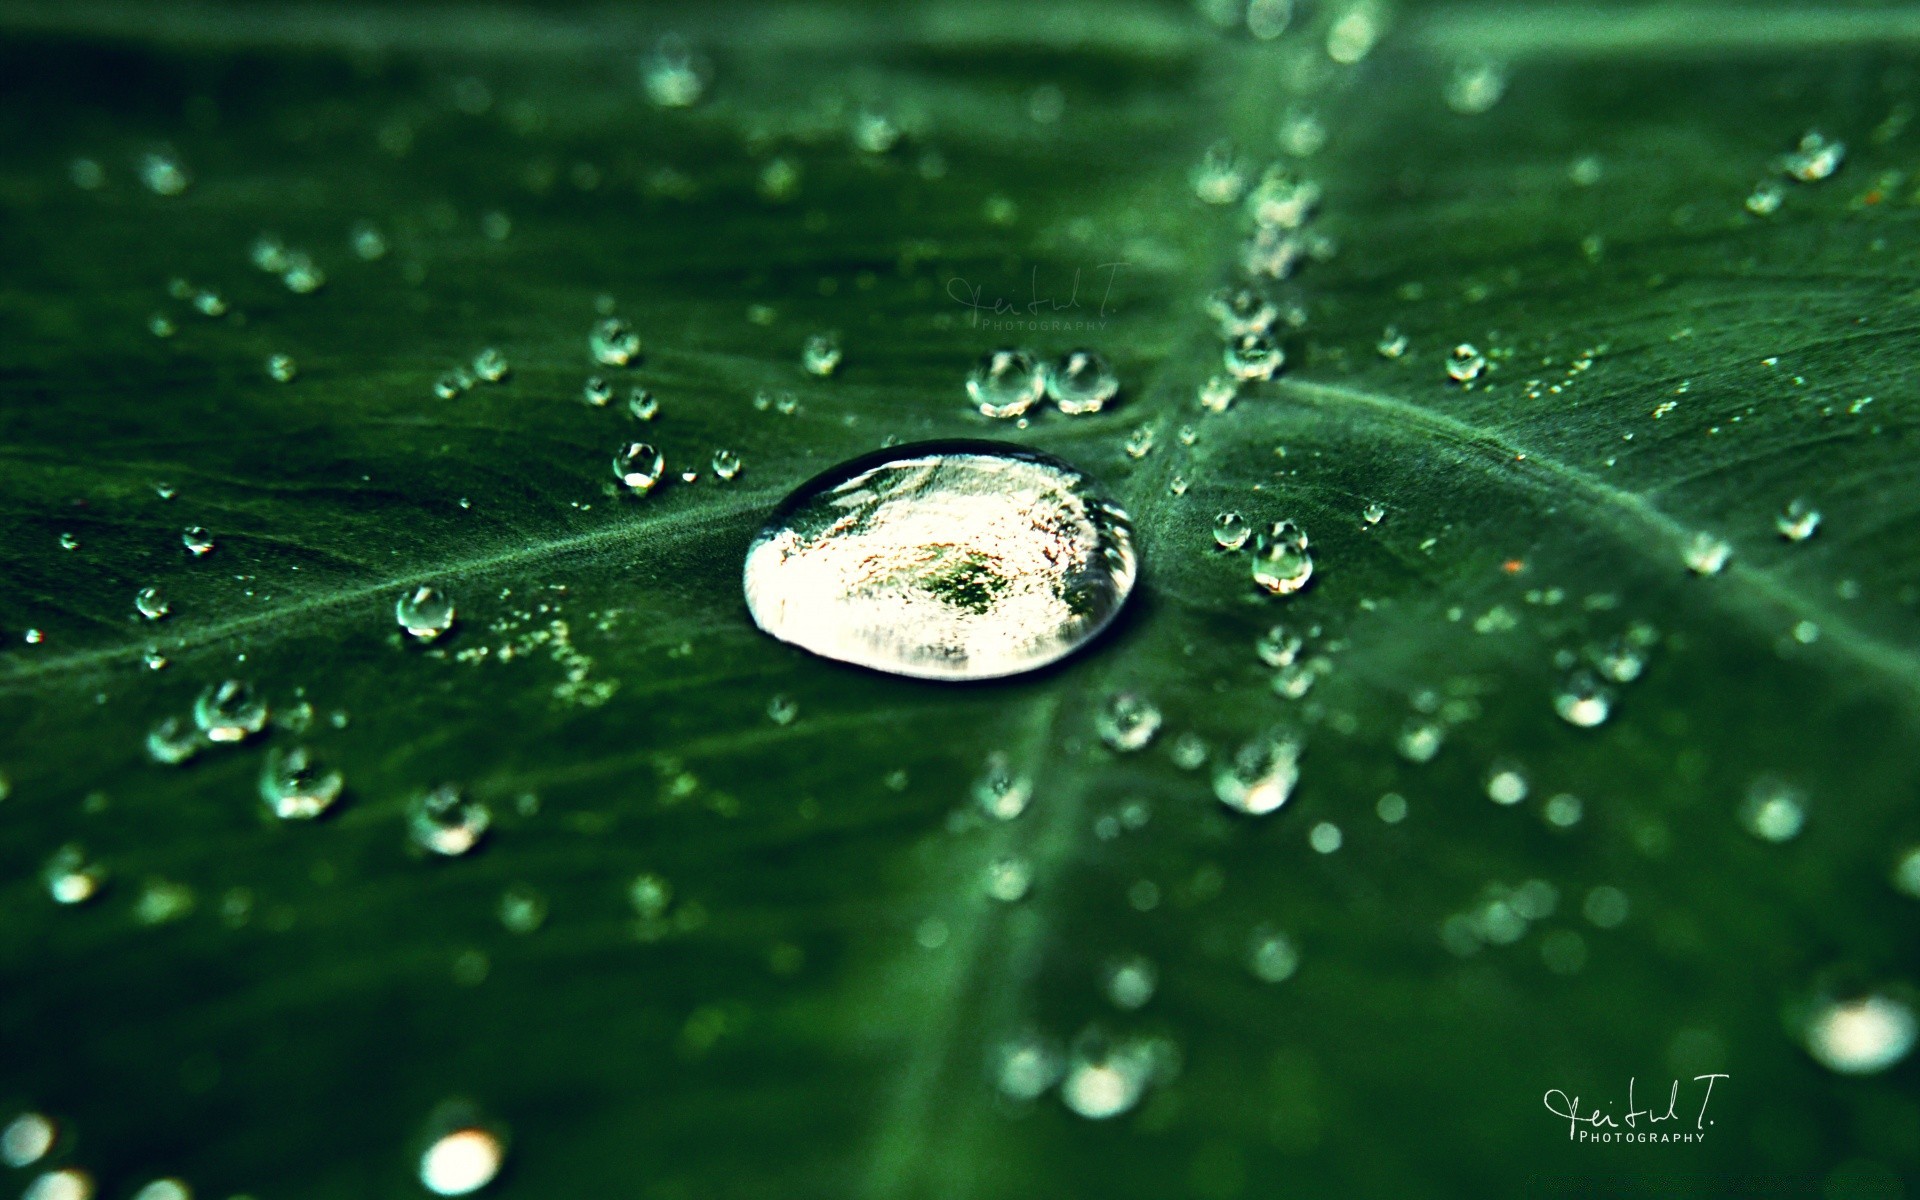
[1095,692,1161,752]
[1060,1032,1154,1120]
[973,752,1031,820]
[966,350,1047,419]
[396,586,456,642]
[614,443,666,495]
[743,443,1135,680]
[1777,498,1821,542]
[419,1127,505,1196]
[1806,994,1915,1075]
[0,1113,55,1169]
[1739,776,1806,843]
[1047,350,1118,415]
[409,786,491,857]
[261,746,344,820]
[195,680,266,743]
[1213,732,1300,815]
[1553,670,1614,727]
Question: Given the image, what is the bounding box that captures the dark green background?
[2,0,1918,1196]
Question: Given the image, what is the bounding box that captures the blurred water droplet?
[1396,718,1444,763]
[967,350,1046,419]
[1309,821,1343,853]
[1589,634,1647,683]
[1739,775,1806,843]
[744,443,1136,680]
[1486,762,1529,805]
[146,715,202,765]
[44,845,105,905]
[1211,511,1253,552]
[802,333,843,377]
[1583,885,1630,928]
[1248,926,1300,982]
[1197,375,1239,413]
[766,693,799,726]
[22,1168,92,1200]
[498,884,548,934]
[396,586,455,642]
[135,585,170,621]
[1213,731,1300,815]
[195,680,266,742]
[1047,350,1117,415]
[614,443,666,495]
[1060,1033,1154,1120]
[629,872,673,921]
[642,35,710,108]
[1444,60,1508,114]
[418,1127,504,1196]
[1806,994,1915,1075]
[472,348,509,382]
[1782,131,1845,182]
[1683,531,1732,575]
[852,109,901,154]
[1248,0,1295,39]
[265,353,297,383]
[1256,624,1303,667]
[434,371,470,401]
[0,1113,55,1169]
[1777,498,1821,542]
[130,1179,188,1200]
[261,746,343,820]
[627,388,659,420]
[992,1032,1064,1101]
[1205,286,1276,337]
[984,855,1033,902]
[138,150,189,195]
[582,377,615,407]
[181,527,215,557]
[973,752,1031,819]
[148,313,175,338]
[1446,344,1486,383]
[1223,331,1284,381]
[1746,180,1784,215]
[1894,846,1920,898]
[1246,167,1321,229]
[351,222,388,261]
[1104,954,1157,1010]
[1190,141,1247,205]
[1553,670,1613,727]
[1376,792,1409,823]
[1095,692,1161,752]
[1376,326,1409,359]
[409,785,490,857]
[588,317,641,367]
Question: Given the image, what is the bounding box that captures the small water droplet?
[614,443,665,495]
[1197,375,1239,413]
[967,349,1047,419]
[130,585,171,621]
[1191,141,1248,205]
[1223,331,1284,381]
[1047,350,1118,414]
[1,1113,56,1169]
[434,370,471,401]
[582,377,615,407]
[1095,692,1161,752]
[984,855,1034,902]
[1205,286,1277,337]
[852,109,901,154]
[1486,762,1529,805]
[1446,343,1486,383]
[1255,623,1303,667]
[1246,166,1321,229]
[261,746,343,820]
[1782,131,1845,182]
[472,347,510,382]
[744,443,1136,680]
[418,1126,505,1196]
[148,313,175,338]
[802,333,843,377]
[1739,775,1806,843]
[266,354,297,383]
[1444,59,1508,114]
[1213,731,1300,815]
[711,449,743,481]
[1683,531,1732,575]
[1309,821,1343,853]
[1746,180,1784,215]
[1589,634,1647,683]
[1777,498,1821,542]
[130,1180,188,1200]
[588,316,641,367]
[973,751,1031,820]
[181,527,215,556]
[1806,994,1915,1075]
[1250,535,1313,596]
[396,586,456,642]
[1553,670,1613,727]
[1103,954,1157,1010]
[766,693,799,725]
[1123,424,1156,459]
[1362,501,1386,526]
[194,680,267,742]
[408,785,490,857]
[498,884,548,934]
[1377,326,1409,359]
[43,844,105,905]
[1544,793,1584,828]
[1212,511,1252,552]
[351,222,388,261]
[627,388,659,420]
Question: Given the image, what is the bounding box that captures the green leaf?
[3,2,1917,1197]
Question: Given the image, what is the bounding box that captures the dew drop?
[1123,424,1157,459]
[1223,331,1284,381]
[743,443,1136,680]
[419,1127,504,1196]
[1255,623,1304,667]
[1190,141,1248,205]
[44,844,105,905]
[261,746,344,820]
[1095,692,1162,753]
[1197,375,1239,413]
[472,348,510,383]
[1782,131,1845,182]
[1553,670,1613,727]
[194,680,267,743]
[22,1168,92,1200]
[641,35,710,108]
[1589,634,1647,683]
[1806,994,1915,1075]
[1362,501,1386,526]
[1247,926,1299,982]
[1047,350,1118,414]
[1205,286,1277,337]
[1739,775,1806,843]
[802,333,843,377]
[135,585,170,621]
[627,388,659,420]
[1684,531,1732,575]
[266,354,297,383]
[1777,498,1821,542]
[614,443,666,495]
[1250,536,1313,596]
[396,586,456,642]
[966,350,1047,419]
[1212,511,1251,552]
[0,1113,55,1169]
[1446,343,1486,383]
[1377,326,1409,359]
[1060,1033,1154,1120]
[588,316,641,367]
[181,526,215,557]
[711,449,743,481]
[408,785,490,857]
[147,715,204,765]
[1212,731,1301,815]
[1486,762,1529,805]
[973,752,1031,820]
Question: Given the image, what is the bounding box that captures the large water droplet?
[614,443,666,495]
[1250,536,1313,596]
[743,442,1136,680]
[966,350,1047,419]
[396,586,456,642]
[1047,350,1118,415]
[194,680,267,743]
